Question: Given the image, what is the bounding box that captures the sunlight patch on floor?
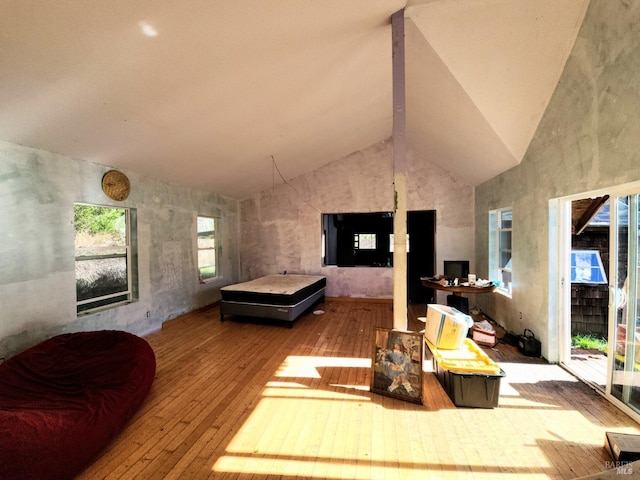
[262,384,370,400]
[329,383,370,391]
[209,355,582,479]
[214,455,528,479]
[500,362,579,383]
[274,355,371,378]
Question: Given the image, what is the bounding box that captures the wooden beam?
[391,9,406,174]
[391,9,407,331]
[573,195,609,235]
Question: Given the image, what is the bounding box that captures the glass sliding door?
[611,194,640,413]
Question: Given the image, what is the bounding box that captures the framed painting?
[371,327,423,404]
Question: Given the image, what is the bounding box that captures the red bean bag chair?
[0,330,156,480]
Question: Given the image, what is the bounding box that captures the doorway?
[564,196,610,390]
[407,210,436,304]
[557,184,640,422]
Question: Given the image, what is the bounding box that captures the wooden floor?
[565,350,607,391]
[77,300,640,480]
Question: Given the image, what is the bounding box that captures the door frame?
[552,180,640,424]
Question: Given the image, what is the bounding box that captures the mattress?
[220,274,326,306]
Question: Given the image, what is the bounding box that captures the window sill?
[77,299,134,316]
[199,277,224,287]
[494,287,512,299]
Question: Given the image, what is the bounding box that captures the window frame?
[321,212,393,267]
[74,203,136,315]
[489,207,513,295]
[570,249,608,284]
[354,233,377,250]
[389,233,410,253]
[197,215,218,283]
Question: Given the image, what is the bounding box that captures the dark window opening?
[322,212,393,267]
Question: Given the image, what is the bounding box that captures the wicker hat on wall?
[102,170,130,201]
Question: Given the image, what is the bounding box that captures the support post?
[391,9,408,331]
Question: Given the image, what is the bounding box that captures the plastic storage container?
[438,367,505,408]
[426,338,505,408]
[427,338,501,375]
[421,304,473,350]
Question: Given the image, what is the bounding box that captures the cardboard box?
[471,327,497,347]
[605,432,640,462]
[423,304,473,350]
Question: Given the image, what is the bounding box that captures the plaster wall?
[240,140,474,300]
[474,0,640,360]
[0,141,239,358]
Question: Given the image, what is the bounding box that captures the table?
[420,278,496,313]
[420,279,496,296]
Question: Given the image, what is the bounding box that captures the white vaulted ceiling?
[0,0,588,199]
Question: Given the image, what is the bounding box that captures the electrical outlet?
[519,311,523,319]
[146,311,151,318]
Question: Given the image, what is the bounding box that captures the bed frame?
[220,274,326,327]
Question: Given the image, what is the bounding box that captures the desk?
[420,279,496,296]
[420,278,496,313]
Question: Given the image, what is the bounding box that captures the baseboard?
[324,296,393,304]
[161,301,221,330]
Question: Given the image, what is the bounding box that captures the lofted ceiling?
[0,1,588,200]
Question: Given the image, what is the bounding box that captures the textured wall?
[474,0,640,360]
[240,140,474,299]
[0,141,239,358]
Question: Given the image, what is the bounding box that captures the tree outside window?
[197,216,217,283]
[74,204,136,313]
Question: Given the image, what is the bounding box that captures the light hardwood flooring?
[565,350,607,391]
[77,300,640,479]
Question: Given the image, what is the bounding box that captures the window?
[489,208,512,294]
[355,233,376,250]
[322,212,393,267]
[197,216,217,282]
[571,250,607,284]
[74,204,137,314]
[388,234,410,253]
